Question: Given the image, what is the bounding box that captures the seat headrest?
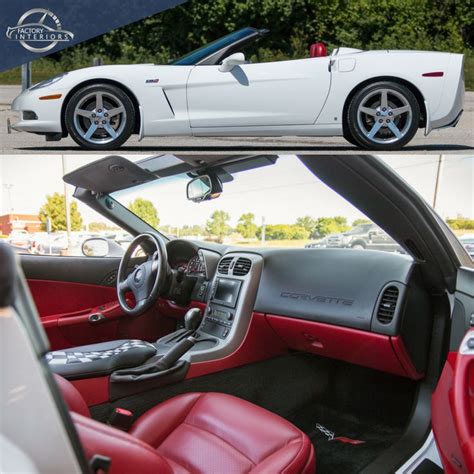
[310,42,327,58]
[54,374,90,418]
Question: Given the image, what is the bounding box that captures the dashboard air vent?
[233,257,252,276]
[218,257,233,274]
[377,286,399,324]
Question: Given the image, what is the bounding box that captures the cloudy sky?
[0,154,472,229]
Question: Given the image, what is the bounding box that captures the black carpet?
[91,353,417,473]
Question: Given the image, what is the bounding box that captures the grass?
[465,54,474,91]
[1,54,473,90]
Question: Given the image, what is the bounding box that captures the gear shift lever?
[184,308,203,332]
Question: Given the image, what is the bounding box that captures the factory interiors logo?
[6,8,74,53]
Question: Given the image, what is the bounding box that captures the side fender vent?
[233,257,252,276]
[218,257,233,275]
[377,286,399,324]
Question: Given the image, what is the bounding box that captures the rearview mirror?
[219,52,246,72]
[82,237,109,257]
[187,175,223,203]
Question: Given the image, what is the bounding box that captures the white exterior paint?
[10,49,464,142]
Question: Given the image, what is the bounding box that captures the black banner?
[0,0,186,71]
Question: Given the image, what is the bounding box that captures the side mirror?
[82,237,110,257]
[187,174,223,203]
[219,52,246,72]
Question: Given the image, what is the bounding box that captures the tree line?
[47,0,472,69]
[37,194,474,242]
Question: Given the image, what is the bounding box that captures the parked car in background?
[6,230,30,248]
[326,223,404,252]
[459,235,474,259]
[305,237,328,249]
[28,232,50,253]
[37,232,96,255]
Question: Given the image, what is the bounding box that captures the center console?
[49,252,263,403]
[155,252,263,363]
[200,277,242,339]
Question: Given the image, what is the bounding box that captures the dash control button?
[470,314,474,327]
[468,338,474,350]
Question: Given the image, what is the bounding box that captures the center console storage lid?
[46,339,157,379]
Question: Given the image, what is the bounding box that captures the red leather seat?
[56,376,316,474]
[309,42,327,58]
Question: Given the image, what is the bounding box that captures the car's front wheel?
[65,83,135,150]
[346,81,420,151]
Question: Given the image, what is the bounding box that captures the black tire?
[346,81,420,151]
[342,123,360,147]
[65,83,135,150]
[350,241,366,250]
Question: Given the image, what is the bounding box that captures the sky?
[0,154,473,230]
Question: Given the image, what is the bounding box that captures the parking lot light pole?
[433,155,444,210]
[62,156,72,254]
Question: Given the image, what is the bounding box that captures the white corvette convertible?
[11,27,465,150]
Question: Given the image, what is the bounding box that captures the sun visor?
[63,155,156,193]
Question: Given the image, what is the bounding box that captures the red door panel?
[432,331,474,473]
[27,279,174,350]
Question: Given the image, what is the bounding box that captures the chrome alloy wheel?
[356,89,412,145]
[73,91,127,145]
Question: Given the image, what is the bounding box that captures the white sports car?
[11,27,465,150]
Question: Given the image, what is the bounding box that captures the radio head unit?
[211,278,242,308]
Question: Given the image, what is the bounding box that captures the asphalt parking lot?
[1,85,473,154]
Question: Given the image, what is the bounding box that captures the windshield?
[172,27,258,65]
[1,154,471,261]
[112,156,406,253]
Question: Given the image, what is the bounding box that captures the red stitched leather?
[58,376,316,473]
[72,413,173,474]
[131,392,315,473]
[54,374,90,418]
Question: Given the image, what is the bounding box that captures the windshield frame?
[171,27,266,66]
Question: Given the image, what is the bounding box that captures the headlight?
[29,73,68,91]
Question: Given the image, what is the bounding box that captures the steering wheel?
[117,233,169,316]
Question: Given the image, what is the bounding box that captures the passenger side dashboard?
[252,248,432,379]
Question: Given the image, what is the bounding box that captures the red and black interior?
[18,238,442,473]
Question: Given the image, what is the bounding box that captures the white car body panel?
[187,57,331,127]
[11,48,464,142]
[316,50,464,128]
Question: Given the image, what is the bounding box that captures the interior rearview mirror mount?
[187,174,223,203]
[219,52,246,72]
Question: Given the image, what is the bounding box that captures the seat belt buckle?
[108,407,134,431]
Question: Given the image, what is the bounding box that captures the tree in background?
[236,213,258,239]
[447,217,474,230]
[256,224,309,240]
[206,210,231,242]
[352,218,371,227]
[313,216,350,237]
[39,193,83,232]
[296,215,318,237]
[53,0,472,67]
[128,198,159,228]
[180,224,205,237]
[88,221,119,232]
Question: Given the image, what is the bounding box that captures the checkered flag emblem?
[46,340,155,365]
